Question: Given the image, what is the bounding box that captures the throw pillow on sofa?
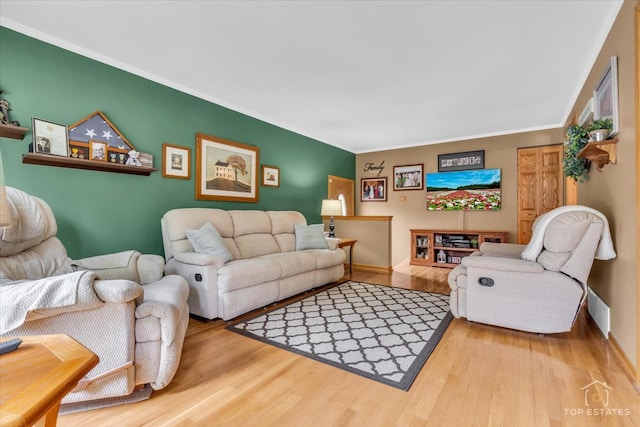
[294,223,329,250]
[186,222,234,263]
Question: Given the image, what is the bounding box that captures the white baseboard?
[587,287,610,338]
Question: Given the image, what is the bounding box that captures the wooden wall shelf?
[577,138,619,171]
[22,153,157,176]
[0,123,29,140]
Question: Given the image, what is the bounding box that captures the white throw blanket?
[0,270,102,334]
[521,205,616,261]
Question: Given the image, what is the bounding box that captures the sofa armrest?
[74,250,141,281]
[326,237,340,250]
[173,251,225,268]
[137,254,165,284]
[134,275,189,389]
[93,279,144,304]
[478,242,526,258]
[462,255,545,273]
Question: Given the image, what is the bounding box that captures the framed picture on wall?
[361,177,387,202]
[31,117,69,157]
[593,56,619,136]
[162,143,191,179]
[261,165,280,187]
[438,150,484,172]
[393,164,423,190]
[195,132,259,202]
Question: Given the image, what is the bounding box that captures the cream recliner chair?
[0,187,190,404]
[448,206,616,334]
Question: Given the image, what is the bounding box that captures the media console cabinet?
[410,229,509,268]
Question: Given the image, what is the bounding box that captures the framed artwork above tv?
[426,169,501,211]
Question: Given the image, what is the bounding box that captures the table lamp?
[321,199,343,238]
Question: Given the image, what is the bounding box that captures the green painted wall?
[0,28,355,259]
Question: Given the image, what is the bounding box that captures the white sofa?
[161,209,346,320]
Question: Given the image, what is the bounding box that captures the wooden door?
[328,175,355,216]
[517,145,564,243]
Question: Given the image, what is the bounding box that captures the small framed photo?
[89,140,107,162]
[162,143,191,179]
[393,164,423,191]
[361,177,387,202]
[261,165,280,187]
[31,117,69,157]
[593,56,619,136]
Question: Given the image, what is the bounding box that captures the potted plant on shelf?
[563,124,590,183]
[470,239,478,249]
[587,118,613,142]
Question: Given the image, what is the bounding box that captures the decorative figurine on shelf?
[125,150,142,166]
[0,87,20,127]
[437,249,447,263]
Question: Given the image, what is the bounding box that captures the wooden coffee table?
[0,334,99,427]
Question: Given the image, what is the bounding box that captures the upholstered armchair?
[448,206,616,334]
[0,187,190,404]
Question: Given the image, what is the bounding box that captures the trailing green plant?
[587,118,613,132]
[563,124,590,183]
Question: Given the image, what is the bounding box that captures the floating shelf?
[22,153,157,176]
[577,138,619,171]
[0,123,29,140]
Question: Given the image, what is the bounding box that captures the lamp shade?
[321,199,343,216]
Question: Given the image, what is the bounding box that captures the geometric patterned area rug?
[227,281,452,391]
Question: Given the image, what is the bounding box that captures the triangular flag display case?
[68,111,134,163]
[22,111,157,176]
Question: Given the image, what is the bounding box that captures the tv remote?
[0,338,22,355]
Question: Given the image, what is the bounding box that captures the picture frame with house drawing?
[195,133,259,202]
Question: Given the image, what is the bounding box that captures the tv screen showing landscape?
[426,169,501,211]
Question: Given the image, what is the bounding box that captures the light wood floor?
[60,268,640,427]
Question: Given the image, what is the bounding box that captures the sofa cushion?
[186,222,234,264]
[543,212,592,253]
[303,247,346,268]
[230,211,272,236]
[294,224,329,250]
[259,251,317,277]
[537,250,571,272]
[217,258,282,292]
[267,211,306,234]
[234,234,281,259]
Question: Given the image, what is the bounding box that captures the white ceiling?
[0,1,623,154]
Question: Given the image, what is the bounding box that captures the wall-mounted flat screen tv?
[426,168,501,211]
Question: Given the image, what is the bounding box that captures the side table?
[338,238,357,273]
[0,334,99,427]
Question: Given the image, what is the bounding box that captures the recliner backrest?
[0,187,74,282]
[536,211,603,284]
